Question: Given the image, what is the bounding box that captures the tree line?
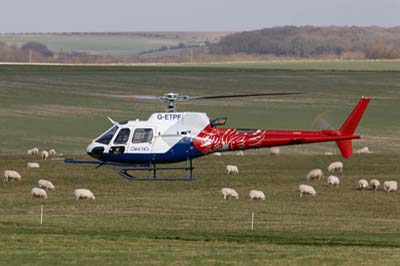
[209,26,400,59]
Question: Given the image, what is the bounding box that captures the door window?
[132,128,153,143]
[114,128,131,144]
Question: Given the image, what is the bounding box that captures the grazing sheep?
[38,179,55,191]
[355,146,371,154]
[74,189,96,200]
[306,169,323,180]
[370,179,381,191]
[327,175,340,187]
[269,147,280,156]
[27,147,39,155]
[27,162,40,168]
[328,161,343,173]
[358,179,369,190]
[213,152,222,156]
[383,181,398,193]
[4,170,22,182]
[249,190,265,200]
[299,184,316,197]
[49,149,56,155]
[221,187,239,200]
[226,165,239,175]
[41,150,49,160]
[324,152,334,156]
[31,187,47,199]
[236,150,244,156]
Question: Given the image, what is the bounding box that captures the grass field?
[0,34,193,56]
[1,61,400,265]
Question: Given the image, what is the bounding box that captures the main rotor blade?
[94,93,160,100]
[188,92,302,100]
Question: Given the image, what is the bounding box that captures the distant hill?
[0,32,232,57]
[209,26,400,59]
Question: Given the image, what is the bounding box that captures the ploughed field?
[0,62,400,265]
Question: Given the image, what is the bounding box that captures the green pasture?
[1,62,400,265]
[0,34,185,56]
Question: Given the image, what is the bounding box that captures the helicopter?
[65,92,370,180]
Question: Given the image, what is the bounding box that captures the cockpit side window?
[114,128,131,144]
[132,128,153,143]
[96,126,118,145]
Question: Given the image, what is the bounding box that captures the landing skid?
[64,158,194,181]
[115,158,194,181]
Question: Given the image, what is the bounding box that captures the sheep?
[226,165,239,175]
[383,181,398,193]
[27,162,40,168]
[221,187,239,200]
[27,147,39,155]
[236,150,244,156]
[49,149,56,155]
[249,190,265,200]
[358,179,369,190]
[41,150,49,160]
[355,146,371,154]
[31,187,47,199]
[328,161,343,173]
[327,175,340,187]
[306,169,323,180]
[213,152,222,156]
[299,184,316,197]
[38,179,55,191]
[370,179,381,191]
[324,152,334,156]
[269,147,280,156]
[4,170,22,182]
[74,189,96,200]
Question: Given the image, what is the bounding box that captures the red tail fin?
[336,97,370,158]
[340,97,370,135]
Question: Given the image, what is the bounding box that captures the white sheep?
[370,179,381,191]
[4,170,22,182]
[49,149,56,155]
[221,187,239,199]
[327,175,340,187]
[249,190,265,200]
[306,169,323,180]
[269,147,280,156]
[27,162,40,168]
[74,189,96,200]
[383,181,398,193]
[328,161,343,173]
[299,184,316,197]
[27,147,39,155]
[38,179,55,190]
[324,152,334,156]
[236,150,244,156]
[358,179,369,190]
[41,150,49,160]
[226,165,239,175]
[213,152,222,156]
[355,146,371,154]
[31,187,47,199]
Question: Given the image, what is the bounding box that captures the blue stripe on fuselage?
[93,137,204,164]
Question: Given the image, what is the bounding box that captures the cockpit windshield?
[96,126,118,145]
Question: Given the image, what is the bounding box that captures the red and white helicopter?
[66,92,370,180]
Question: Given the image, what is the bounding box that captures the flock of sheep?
[220,146,397,200]
[3,147,96,201]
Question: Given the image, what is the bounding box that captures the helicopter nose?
[86,142,105,159]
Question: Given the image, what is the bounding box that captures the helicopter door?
[130,128,154,153]
[109,128,131,154]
